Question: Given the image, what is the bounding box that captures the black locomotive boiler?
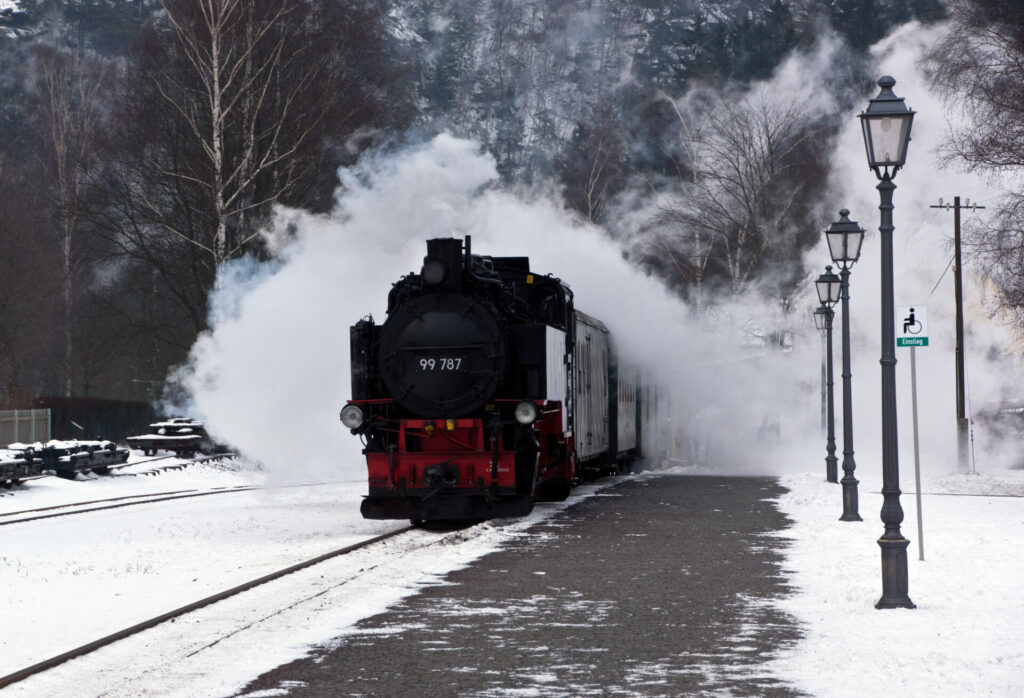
[341,237,643,522]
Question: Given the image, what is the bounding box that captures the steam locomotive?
[341,237,645,522]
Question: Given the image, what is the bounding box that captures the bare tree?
[0,144,63,405]
[648,88,717,306]
[656,87,827,302]
[149,0,322,266]
[32,46,110,397]
[115,0,397,272]
[575,137,614,223]
[85,0,402,358]
[926,0,1024,324]
[560,106,627,224]
[926,1,1024,172]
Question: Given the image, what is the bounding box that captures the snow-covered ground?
[768,467,1024,697]
[0,455,622,696]
[0,456,398,677]
[1,457,1022,696]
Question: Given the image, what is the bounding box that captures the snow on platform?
[1,463,1022,696]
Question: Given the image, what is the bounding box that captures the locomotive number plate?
[417,357,465,372]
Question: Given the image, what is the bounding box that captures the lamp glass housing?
[514,400,539,425]
[860,113,913,169]
[826,227,865,265]
[814,306,828,331]
[340,404,365,429]
[815,267,841,306]
[825,209,866,270]
[858,76,915,176]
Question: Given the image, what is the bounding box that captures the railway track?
[0,479,351,526]
[0,525,417,690]
[0,452,234,492]
[107,452,236,475]
[0,484,260,526]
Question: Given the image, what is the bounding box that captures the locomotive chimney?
[422,238,465,293]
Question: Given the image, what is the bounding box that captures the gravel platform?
[240,474,803,697]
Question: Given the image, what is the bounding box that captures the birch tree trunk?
[159,0,308,269]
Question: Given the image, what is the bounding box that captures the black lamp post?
[825,211,865,518]
[814,306,828,438]
[814,267,841,483]
[859,75,916,610]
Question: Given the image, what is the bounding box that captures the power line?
[928,255,953,299]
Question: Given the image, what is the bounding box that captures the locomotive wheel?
[92,466,110,475]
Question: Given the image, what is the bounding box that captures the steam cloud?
[169,133,807,482]
[171,21,1024,487]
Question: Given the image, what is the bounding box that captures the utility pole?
[930,196,985,474]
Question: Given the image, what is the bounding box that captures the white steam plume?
[170,133,811,482]
[171,19,1024,487]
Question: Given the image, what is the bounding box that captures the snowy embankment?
[768,468,1024,697]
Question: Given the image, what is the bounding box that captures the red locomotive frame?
[354,398,575,521]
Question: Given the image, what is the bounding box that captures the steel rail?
[0,485,261,526]
[0,488,202,518]
[0,479,353,525]
[0,525,415,690]
[106,452,235,475]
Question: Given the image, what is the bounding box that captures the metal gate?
[0,409,52,446]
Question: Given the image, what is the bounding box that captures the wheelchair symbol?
[903,308,923,335]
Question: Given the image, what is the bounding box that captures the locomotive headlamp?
[340,404,365,430]
[514,400,539,425]
[422,260,447,286]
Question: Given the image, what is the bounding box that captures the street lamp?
[813,306,828,437]
[814,306,827,436]
[815,267,841,483]
[825,210,864,518]
[860,75,916,610]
